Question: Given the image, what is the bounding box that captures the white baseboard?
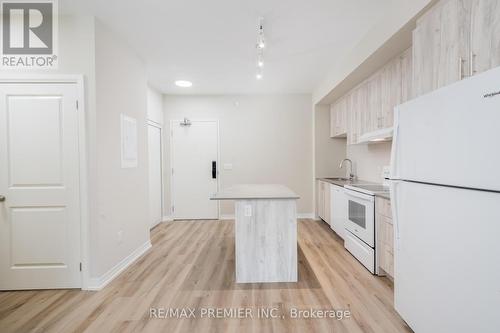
[85,240,152,291]
[162,215,173,222]
[218,213,315,220]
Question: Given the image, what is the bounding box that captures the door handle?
[212,161,217,179]
[0,195,5,202]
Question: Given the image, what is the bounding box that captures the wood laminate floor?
[0,219,412,333]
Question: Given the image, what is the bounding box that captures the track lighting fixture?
[256,17,265,49]
[257,53,264,68]
[255,17,265,80]
[256,70,263,80]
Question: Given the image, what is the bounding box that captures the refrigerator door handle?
[389,106,400,180]
[389,180,401,251]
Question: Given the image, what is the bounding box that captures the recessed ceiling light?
[256,73,263,80]
[175,80,192,88]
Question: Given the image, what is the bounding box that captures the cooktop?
[344,184,389,195]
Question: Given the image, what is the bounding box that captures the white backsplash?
[346,142,392,183]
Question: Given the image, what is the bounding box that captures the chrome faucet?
[339,159,355,180]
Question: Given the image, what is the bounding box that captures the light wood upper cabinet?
[356,54,402,140]
[337,50,407,145]
[328,0,499,146]
[413,0,500,97]
[380,57,402,129]
[413,0,471,97]
[400,48,413,103]
[347,86,362,145]
[330,95,348,138]
[470,0,500,75]
[365,73,381,133]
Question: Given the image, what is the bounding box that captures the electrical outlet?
[118,230,124,244]
[244,205,252,217]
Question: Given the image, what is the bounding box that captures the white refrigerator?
[390,66,500,333]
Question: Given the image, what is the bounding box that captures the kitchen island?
[211,184,299,283]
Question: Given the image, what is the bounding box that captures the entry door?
[171,120,218,219]
[148,123,163,228]
[0,83,81,290]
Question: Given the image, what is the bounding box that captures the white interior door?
[171,120,218,220]
[148,123,163,228]
[0,83,81,290]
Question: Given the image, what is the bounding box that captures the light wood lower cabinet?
[317,180,325,220]
[376,197,394,278]
[316,180,331,225]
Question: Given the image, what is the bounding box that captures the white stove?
[342,182,389,274]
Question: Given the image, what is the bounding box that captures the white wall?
[93,20,150,277]
[147,86,164,125]
[163,95,313,215]
[346,142,392,182]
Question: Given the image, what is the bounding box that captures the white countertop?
[211,184,300,200]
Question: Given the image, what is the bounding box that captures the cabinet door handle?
[471,53,477,75]
[459,57,464,80]
[212,161,217,179]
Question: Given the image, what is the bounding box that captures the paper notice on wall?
[121,114,138,168]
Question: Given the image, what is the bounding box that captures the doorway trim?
[169,119,220,220]
[147,119,164,227]
[0,74,89,289]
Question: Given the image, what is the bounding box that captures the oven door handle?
[345,190,374,202]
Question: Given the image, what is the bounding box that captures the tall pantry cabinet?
[413,0,500,97]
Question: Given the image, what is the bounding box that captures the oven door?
[344,189,375,247]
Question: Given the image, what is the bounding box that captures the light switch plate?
[382,165,390,179]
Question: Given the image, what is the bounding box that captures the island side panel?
[235,199,298,283]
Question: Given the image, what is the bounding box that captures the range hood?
[358,127,393,144]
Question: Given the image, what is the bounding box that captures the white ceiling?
[61,0,392,95]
